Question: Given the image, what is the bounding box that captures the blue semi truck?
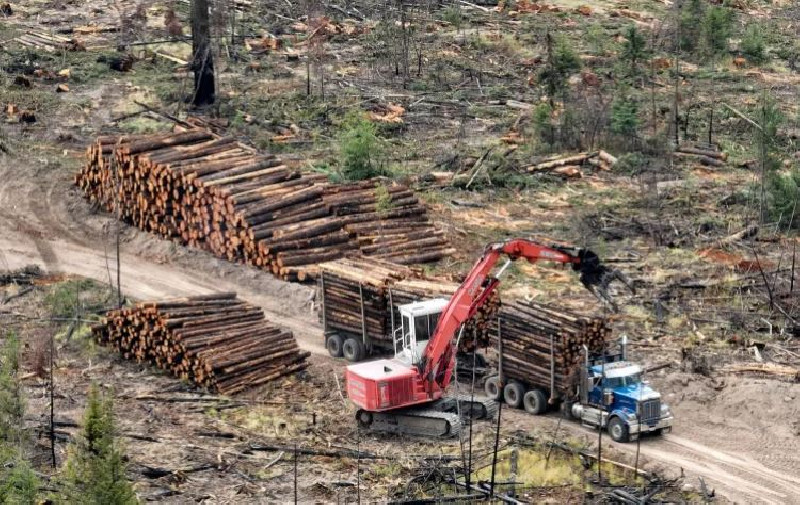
[484,339,674,443]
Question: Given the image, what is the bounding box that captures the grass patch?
[473,448,581,486]
[43,279,97,319]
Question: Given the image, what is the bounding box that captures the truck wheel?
[343,338,364,362]
[503,382,524,409]
[484,376,502,400]
[326,334,344,358]
[523,389,548,415]
[608,417,630,443]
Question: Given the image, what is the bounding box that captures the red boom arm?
[418,239,589,393]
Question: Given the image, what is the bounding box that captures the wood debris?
[523,150,616,177]
[674,143,727,167]
[720,362,799,382]
[92,293,310,394]
[368,103,405,124]
[0,265,42,286]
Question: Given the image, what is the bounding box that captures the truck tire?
[523,389,548,415]
[503,382,524,409]
[608,417,630,443]
[343,338,365,362]
[484,376,502,401]
[326,334,344,358]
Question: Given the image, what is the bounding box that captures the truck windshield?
[603,372,642,388]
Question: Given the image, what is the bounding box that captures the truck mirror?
[603,390,614,406]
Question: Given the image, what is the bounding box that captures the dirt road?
[2,160,799,504]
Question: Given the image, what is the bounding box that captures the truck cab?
[574,360,674,442]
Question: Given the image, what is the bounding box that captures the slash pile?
[318,257,498,351]
[91,293,309,394]
[74,130,452,281]
[489,300,611,392]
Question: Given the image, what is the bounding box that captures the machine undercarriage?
[355,394,497,437]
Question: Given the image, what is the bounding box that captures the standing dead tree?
[191,0,216,106]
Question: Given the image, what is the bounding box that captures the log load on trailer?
[485,300,673,442]
[317,258,496,378]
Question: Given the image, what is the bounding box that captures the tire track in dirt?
[634,434,800,504]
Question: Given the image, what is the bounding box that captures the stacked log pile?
[91,293,309,394]
[75,130,451,282]
[318,258,495,350]
[489,300,611,392]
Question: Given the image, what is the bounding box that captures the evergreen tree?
[532,102,554,147]
[702,6,733,60]
[741,24,767,64]
[0,332,40,505]
[0,332,24,444]
[611,88,639,137]
[620,25,648,75]
[679,0,705,53]
[539,31,581,102]
[61,384,137,505]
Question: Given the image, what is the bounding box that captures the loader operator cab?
[393,298,448,366]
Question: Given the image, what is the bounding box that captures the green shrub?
[338,114,385,181]
[0,459,40,505]
[585,23,608,55]
[614,152,647,175]
[767,170,800,229]
[741,24,767,63]
[374,185,394,215]
[43,279,94,319]
[441,6,463,29]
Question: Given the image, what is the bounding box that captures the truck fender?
[610,408,636,427]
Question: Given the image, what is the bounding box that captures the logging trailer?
[343,238,632,437]
[319,274,489,378]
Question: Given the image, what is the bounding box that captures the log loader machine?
[345,238,627,437]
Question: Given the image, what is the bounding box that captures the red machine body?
[345,238,599,413]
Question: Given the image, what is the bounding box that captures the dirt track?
[1,159,799,504]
